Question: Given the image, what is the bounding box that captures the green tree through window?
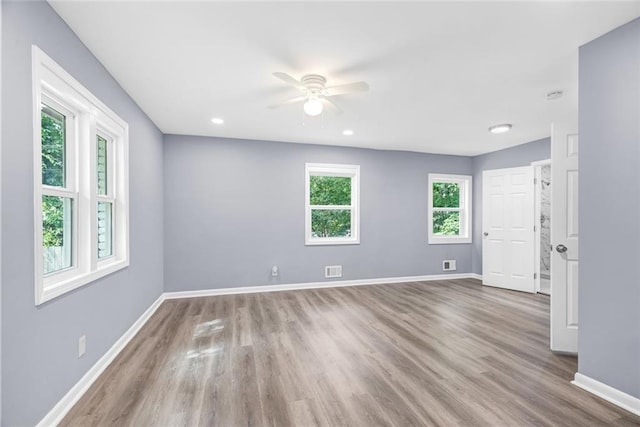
[41,106,65,187]
[310,176,352,238]
[41,106,66,249]
[432,182,460,235]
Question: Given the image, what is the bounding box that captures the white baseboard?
[37,296,165,427]
[37,272,480,426]
[468,273,483,281]
[163,273,480,300]
[572,373,640,417]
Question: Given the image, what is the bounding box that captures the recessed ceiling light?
[488,124,512,134]
[546,90,563,100]
[342,129,354,136]
[211,117,224,125]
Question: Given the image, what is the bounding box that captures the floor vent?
[325,265,342,278]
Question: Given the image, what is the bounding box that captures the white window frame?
[32,46,130,305]
[428,173,472,244]
[305,163,360,245]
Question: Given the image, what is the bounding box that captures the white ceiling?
[50,1,640,156]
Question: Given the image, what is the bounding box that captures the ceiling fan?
[268,72,370,116]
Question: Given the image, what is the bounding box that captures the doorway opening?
[533,160,551,295]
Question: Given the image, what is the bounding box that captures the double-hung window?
[428,174,472,244]
[33,46,129,305]
[305,163,360,245]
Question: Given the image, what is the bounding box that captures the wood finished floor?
[62,279,640,426]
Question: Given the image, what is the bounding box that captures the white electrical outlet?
[78,335,86,358]
[325,265,342,278]
[271,266,279,277]
[443,260,457,271]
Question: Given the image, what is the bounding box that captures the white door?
[482,167,535,293]
[550,122,579,353]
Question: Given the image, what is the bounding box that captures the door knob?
[483,232,489,236]
[556,244,568,253]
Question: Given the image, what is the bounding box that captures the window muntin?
[305,164,360,245]
[33,46,129,305]
[428,174,472,244]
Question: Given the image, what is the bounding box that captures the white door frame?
[532,159,551,293]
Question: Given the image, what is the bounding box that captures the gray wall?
[578,18,640,399]
[163,135,473,291]
[470,138,551,274]
[1,2,164,425]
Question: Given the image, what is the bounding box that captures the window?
[33,46,129,305]
[428,174,472,244]
[305,163,360,245]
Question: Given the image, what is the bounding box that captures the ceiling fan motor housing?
[301,74,327,96]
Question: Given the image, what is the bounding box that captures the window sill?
[37,259,129,305]
[428,237,472,245]
[305,238,360,246]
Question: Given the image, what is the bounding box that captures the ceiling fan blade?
[272,72,306,90]
[322,97,344,115]
[325,81,370,97]
[267,96,307,109]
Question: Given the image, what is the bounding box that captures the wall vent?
[442,260,457,271]
[325,265,342,278]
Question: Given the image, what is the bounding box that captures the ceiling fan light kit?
[270,72,370,117]
[303,97,323,116]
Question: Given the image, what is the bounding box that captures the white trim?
[530,159,552,167]
[572,373,640,417]
[33,46,130,305]
[428,173,473,244]
[39,259,130,304]
[163,273,479,299]
[305,163,360,245]
[468,273,483,281]
[36,295,164,427]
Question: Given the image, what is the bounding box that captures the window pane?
[311,209,351,238]
[41,104,66,187]
[433,211,460,236]
[97,135,108,195]
[433,182,459,208]
[97,202,113,258]
[310,176,351,205]
[42,195,72,274]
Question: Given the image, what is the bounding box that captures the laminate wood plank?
[231,345,263,427]
[60,279,640,426]
[288,398,331,427]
